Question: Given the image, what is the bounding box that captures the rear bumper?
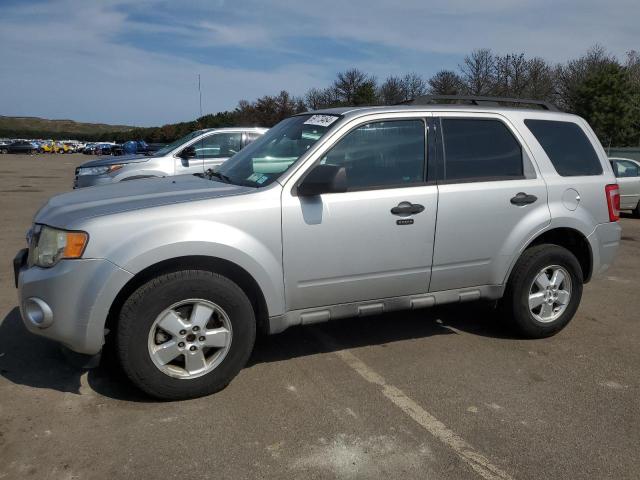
[16,257,133,355]
[587,222,622,280]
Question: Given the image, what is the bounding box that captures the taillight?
[605,184,620,222]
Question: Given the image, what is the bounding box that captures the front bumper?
[587,221,622,279]
[16,254,133,355]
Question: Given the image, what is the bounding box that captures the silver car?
[609,157,640,216]
[15,99,621,400]
[73,127,267,188]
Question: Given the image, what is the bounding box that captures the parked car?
[610,157,640,216]
[14,98,621,400]
[3,140,37,154]
[73,127,266,188]
[82,143,97,154]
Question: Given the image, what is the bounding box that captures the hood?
[79,154,150,168]
[35,175,254,227]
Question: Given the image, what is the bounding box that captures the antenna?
[198,74,203,118]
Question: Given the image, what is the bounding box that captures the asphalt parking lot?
[0,154,638,480]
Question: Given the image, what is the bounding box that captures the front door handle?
[510,192,538,206]
[391,201,425,216]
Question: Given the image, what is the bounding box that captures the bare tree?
[378,76,405,104]
[494,53,528,97]
[460,49,495,95]
[401,72,428,100]
[523,57,555,100]
[305,86,341,110]
[333,69,376,105]
[428,70,464,95]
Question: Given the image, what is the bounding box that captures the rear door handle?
[510,192,538,206]
[391,201,425,216]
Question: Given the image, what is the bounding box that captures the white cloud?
[0,0,638,125]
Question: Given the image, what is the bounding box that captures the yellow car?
[39,142,70,154]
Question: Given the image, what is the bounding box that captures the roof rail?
[401,95,559,111]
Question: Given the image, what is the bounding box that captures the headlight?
[77,164,124,176]
[28,225,89,268]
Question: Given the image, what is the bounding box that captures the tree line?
[49,46,640,147]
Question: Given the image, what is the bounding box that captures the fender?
[84,216,285,317]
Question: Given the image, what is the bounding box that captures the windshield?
[153,130,205,157]
[217,114,341,187]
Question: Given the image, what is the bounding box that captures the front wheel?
[500,244,583,338]
[116,270,256,400]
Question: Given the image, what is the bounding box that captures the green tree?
[573,62,639,147]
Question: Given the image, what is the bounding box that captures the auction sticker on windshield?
[304,115,340,127]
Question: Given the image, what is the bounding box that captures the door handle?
[510,192,538,206]
[391,201,425,216]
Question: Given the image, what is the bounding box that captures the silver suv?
[14,98,621,400]
[73,127,267,188]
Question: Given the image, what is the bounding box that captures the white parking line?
[314,331,514,480]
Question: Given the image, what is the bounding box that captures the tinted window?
[194,132,242,159]
[440,119,523,182]
[612,160,639,177]
[525,120,602,176]
[320,120,425,190]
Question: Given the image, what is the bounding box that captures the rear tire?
[116,270,256,400]
[633,201,640,218]
[500,244,583,338]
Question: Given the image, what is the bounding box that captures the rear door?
[429,113,550,291]
[611,159,640,210]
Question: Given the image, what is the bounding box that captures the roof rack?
[401,95,559,111]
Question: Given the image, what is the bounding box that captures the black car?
[1,140,37,154]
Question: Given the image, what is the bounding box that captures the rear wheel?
[501,244,583,338]
[116,270,256,400]
[0,148,7,154]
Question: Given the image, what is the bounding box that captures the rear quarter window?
[525,119,603,176]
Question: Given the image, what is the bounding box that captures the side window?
[440,118,524,182]
[319,119,425,190]
[194,132,242,159]
[525,119,603,176]
[244,132,262,147]
[613,160,639,178]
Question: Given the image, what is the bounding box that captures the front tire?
[116,270,256,400]
[501,244,583,338]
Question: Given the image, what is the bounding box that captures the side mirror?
[297,164,347,196]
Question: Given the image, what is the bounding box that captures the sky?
[0,0,638,127]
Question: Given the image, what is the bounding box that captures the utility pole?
[198,74,203,118]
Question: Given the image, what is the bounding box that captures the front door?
[281,118,438,311]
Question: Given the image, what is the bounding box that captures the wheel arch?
[104,255,270,347]
[510,227,593,284]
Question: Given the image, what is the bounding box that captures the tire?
[500,244,583,338]
[633,201,640,218]
[116,270,256,400]
[1,148,7,154]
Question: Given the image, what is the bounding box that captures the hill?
[0,115,135,140]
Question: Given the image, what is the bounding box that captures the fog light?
[24,297,53,328]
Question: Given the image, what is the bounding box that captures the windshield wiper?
[201,168,232,184]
